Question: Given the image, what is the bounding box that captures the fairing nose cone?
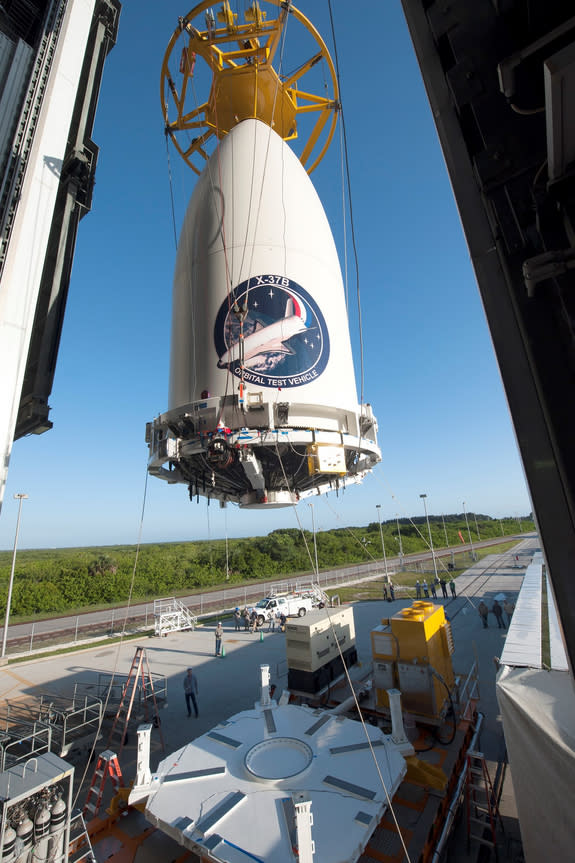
[147,119,380,506]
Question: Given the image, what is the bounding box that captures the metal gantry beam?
[401,0,575,676]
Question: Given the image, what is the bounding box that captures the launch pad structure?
[0,541,534,863]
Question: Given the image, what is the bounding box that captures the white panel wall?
[0,0,97,510]
[0,36,34,173]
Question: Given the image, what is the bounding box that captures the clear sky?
[0,1,532,551]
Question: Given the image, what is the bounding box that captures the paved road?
[1,535,527,653]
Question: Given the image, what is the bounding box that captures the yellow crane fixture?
[161,0,339,173]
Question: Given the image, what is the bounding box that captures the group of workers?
[477,598,515,629]
[233,606,287,633]
[227,579,514,639]
[415,576,456,600]
[412,576,515,630]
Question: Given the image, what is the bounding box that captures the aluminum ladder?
[465,750,504,859]
[83,750,123,819]
[106,646,165,757]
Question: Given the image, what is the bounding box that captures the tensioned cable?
[271,440,323,575]
[315,502,383,563]
[338,103,349,311]
[321,494,396,565]
[181,20,290,425]
[164,47,203,403]
[239,4,291,291]
[120,468,150,637]
[309,558,413,862]
[236,8,350,531]
[275,2,295,284]
[327,0,365,408]
[165,133,179,250]
[72,466,151,808]
[202,6,290,425]
[179,39,236,426]
[348,472,485,612]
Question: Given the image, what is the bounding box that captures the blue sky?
[0,1,531,550]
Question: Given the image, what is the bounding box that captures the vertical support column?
[134,723,153,788]
[293,792,314,863]
[387,688,415,755]
[260,664,270,707]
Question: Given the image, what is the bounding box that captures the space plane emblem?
[214,275,330,388]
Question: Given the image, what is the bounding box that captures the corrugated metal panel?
[500,560,542,668]
[0,37,34,181]
[0,32,15,85]
[548,582,569,671]
[500,553,569,670]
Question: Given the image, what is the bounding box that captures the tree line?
[0,514,533,618]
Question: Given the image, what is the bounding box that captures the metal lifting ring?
[161,0,339,174]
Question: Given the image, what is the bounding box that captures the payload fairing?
[147,1,381,507]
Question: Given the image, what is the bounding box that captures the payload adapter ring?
[147,394,380,508]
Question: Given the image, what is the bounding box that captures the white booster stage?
[147,117,380,507]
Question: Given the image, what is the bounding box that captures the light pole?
[473,513,481,541]
[462,501,475,561]
[308,503,319,578]
[420,494,438,582]
[441,513,449,548]
[395,513,404,566]
[499,518,505,536]
[225,510,230,581]
[2,494,28,659]
[376,505,389,582]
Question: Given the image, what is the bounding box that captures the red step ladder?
[465,750,504,859]
[83,750,123,819]
[107,646,165,758]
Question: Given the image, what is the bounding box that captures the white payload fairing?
[147,1,380,507]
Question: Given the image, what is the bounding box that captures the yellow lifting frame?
[161,0,339,174]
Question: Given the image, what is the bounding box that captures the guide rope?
[72,466,150,809]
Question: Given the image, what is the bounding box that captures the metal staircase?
[466,750,504,859]
[68,809,96,861]
[154,596,197,636]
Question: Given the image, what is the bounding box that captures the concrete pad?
[0,536,539,861]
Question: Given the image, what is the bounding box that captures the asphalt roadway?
[0,535,525,650]
[0,536,536,862]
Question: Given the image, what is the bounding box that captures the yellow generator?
[371,601,455,724]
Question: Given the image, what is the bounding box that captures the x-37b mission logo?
[214,275,330,388]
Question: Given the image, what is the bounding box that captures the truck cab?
[253,595,312,626]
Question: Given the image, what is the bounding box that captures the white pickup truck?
[252,593,318,626]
